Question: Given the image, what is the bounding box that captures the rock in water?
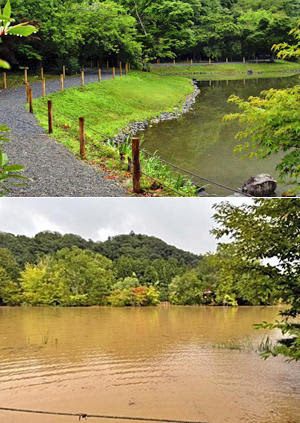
[241,174,277,197]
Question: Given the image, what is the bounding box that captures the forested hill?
[0,231,200,268]
[4,0,299,72]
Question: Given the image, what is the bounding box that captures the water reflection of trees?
[0,306,282,361]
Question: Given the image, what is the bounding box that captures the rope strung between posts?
[0,407,209,423]
[46,104,250,197]
[140,149,251,197]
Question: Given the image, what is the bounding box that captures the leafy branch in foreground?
[0,125,28,196]
[212,199,300,361]
[225,86,300,188]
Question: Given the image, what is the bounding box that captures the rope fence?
[0,406,209,423]
[41,103,248,196]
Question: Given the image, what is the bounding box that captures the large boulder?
[241,174,277,197]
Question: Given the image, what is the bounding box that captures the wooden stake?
[243,57,246,64]
[41,67,44,79]
[2,72,7,89]
[81,70,85,87]
[63,65,66,78]
[42,78,46,98]
[119,61,122,76]
[48,100,53,134]
[190,58,193,65]
[24,68,28,83]
[60,74,64,91]
[79,117,86,159]
[98,67,101,82]
[113,67,115,79]
[25,82,29,102]
[132,137,141,193]
[173,59,176,65]
[226,57,228,63]
[29,88,33,113]
[209,58,211,65]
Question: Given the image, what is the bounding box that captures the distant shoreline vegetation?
[0,231,279,307]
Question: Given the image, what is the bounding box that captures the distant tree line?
[0,229,280,307]
[2,0,299,72]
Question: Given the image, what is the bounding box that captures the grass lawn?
[151,60,300,80]
[33,71,197,196]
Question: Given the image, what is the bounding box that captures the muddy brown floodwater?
[0,306,299,423]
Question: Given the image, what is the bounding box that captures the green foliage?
[20,247,115,306]
[225,86,300,189]
[212,199,300,361]
[108,285,160,306]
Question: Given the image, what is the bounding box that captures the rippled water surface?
[139,76,299,196]
[0,306,299,423]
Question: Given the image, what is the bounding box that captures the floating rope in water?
[0,406,209,423]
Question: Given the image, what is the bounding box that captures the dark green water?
[140,76,299,196]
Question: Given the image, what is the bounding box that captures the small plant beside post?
[79,117,86,159]
[132,137,141,194]
[2,72,7,89]
[48,100,53,134]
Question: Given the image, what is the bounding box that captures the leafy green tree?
[169,270,208,305]
[108,285,159,306]
[212,199,300,361]
[0,266,21,305]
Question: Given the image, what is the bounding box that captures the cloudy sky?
[0,198,253,254]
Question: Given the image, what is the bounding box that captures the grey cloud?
[0,198,253,255]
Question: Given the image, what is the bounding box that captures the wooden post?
[125,63,128,75]
[113,67,115,79]
[81,70,85,87]
[209,58,211,65]
[24,68,28,84]
[119,61,122,76]
[25,82,29,102]
[190,58,193,65]
[243,57,246,64]
[41,67,44,79]
[29,88,33,113]
[98,67,101,82]
[60,74,64,91]
[226,57,228,63]
[42,78,46,98]
[48,100,53,134]
[2,72,7,89]
[63,65,66,78]
[132,137,141,193]
[79,117,86,159]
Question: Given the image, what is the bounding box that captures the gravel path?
[0,70,128,197]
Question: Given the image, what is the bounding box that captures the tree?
[224,20,300,192]
[212,199,300,361]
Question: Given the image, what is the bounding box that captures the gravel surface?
[0,70,128,197]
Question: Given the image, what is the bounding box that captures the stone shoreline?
[109,79,200,145]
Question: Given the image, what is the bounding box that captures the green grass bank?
[151,60,300,80]
[33,71,197,196]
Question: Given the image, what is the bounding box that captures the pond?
[139,76,299,196]
[0,306,299,423]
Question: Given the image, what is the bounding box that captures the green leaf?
[0,59,10,69]
[7,24,37,37]
[2,0,11,18]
